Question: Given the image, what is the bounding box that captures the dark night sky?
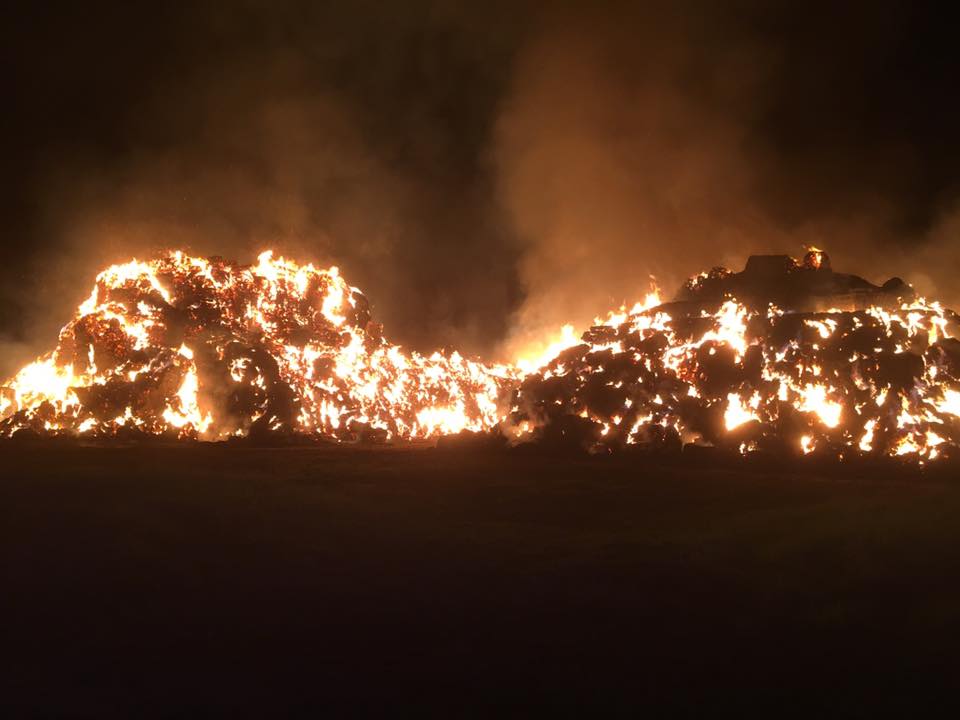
[2,0,960,372]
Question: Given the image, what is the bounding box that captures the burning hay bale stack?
[508,252,960,461]
[2,247,959,462]
[0,252,515,441]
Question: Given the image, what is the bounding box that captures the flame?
[595,286,662,327]
[724,392,760,431]
[936,388,960,418]
[515,324,580,374]
[514,286,663,374]
[795,384,842,428]
[803,246,827,270]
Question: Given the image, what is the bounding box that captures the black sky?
[2,1,960,370]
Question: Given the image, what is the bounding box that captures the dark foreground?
[4,442,960,715]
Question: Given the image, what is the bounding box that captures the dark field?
[4,442,960,715]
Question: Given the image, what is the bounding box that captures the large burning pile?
[0,252,515,441]
[2,249,960,462]
[509,251,960,461]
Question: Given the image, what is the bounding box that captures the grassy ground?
[4,442,960,715]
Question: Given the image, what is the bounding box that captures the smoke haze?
[2,1,960,375]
